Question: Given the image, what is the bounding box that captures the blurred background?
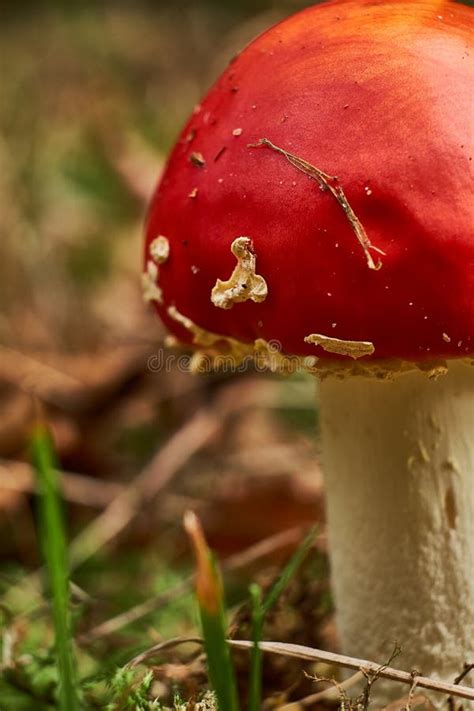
[0,1,333,707]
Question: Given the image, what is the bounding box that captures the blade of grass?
[248,525,318,711]
[248,584,264,710]
[261,525,318,615]
[184,511,239,711]
[31,421,80,711]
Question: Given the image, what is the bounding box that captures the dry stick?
[228,641,474,702]
[448,663,474,711]
[249,138,385,271]
[68,409,219,569]
[69,378,283,570]
[405,674,420,711]
[0,346,83,399]
[127,636,203,667]
[453,662,474,686]
[68,379,262,570]
[381,693,434,711]
[0,461,124,509]
[222,525,306,570]
[79,526,304,644]
[0,343,149,412]
[279,671,365,709]
[78,579,191,644]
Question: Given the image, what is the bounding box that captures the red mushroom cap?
[144,0,473,367]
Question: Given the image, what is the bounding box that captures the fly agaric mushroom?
[143,0,474,692]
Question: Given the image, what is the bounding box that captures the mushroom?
[143,0,473,695]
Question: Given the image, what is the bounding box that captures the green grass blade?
[261,525,318,615]
[184,511,239,711]
[31,423,81,711]
[248,584,264,711]
[248,525,318,711]
[200,601,239,711]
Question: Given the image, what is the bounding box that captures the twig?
[68,379,266,569]
[127,636,202,667]
[357,645,402,710]
[71,377,292,568]
[279,671,364,709]
[0,461,124,508]
[79,579,192,645]
[381,693,433,711]
[228,640,474,702]
[222,525,304,571]
[453,663,474,686]
[249,138,384,270]
[405,672,421,711]
[79,526,304,643]
[448,662,474,711]
[0,343,149,412]
[68,408,219,568]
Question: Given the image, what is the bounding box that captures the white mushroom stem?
[319,360,474,699]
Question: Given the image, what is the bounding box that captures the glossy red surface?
[145,0,473,361]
